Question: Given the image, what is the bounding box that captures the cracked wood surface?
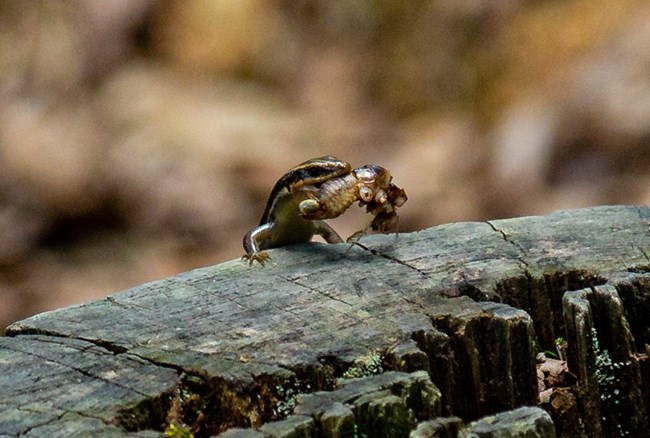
[1,205,649,437]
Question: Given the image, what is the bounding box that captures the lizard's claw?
[241,251,271,266]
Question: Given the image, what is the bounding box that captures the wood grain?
[2,205,649,437]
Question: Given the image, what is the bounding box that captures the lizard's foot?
[241,251,271,266]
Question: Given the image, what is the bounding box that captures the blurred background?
[1,0,649,330]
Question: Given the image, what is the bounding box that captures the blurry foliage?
[0,0,649,330]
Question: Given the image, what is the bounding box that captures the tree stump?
[1,205,649,437]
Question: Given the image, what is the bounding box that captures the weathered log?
[1,205,649,437]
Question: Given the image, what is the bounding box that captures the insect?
[299,165,407,232]
[363,182,408,233]
[242,156,407,266]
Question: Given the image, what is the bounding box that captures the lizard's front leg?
[312,220,344,244]
[242,223,274,265]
